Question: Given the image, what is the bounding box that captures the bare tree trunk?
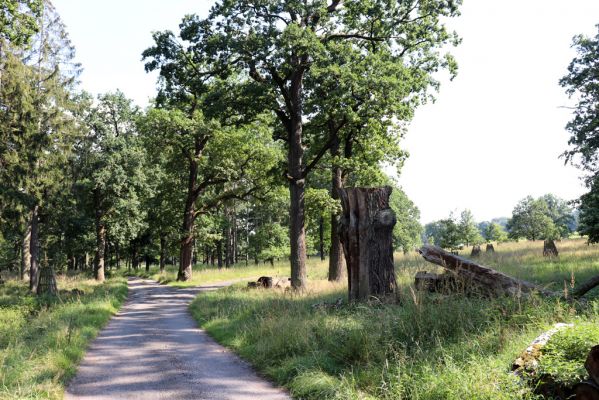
[328,137,345,282]
[29,204,40,292]
[288,72,307,290]
[338,187,397,301]
[21,215,32,281]
[217,240,223,269]
[94,210,106,282]
[319,216,325,261]
[160,235,166,273]
[178,151,198,281]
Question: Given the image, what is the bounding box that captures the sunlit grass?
[190,238,599,399]
[0,275,127,399]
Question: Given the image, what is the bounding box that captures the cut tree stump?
[418,245,553,297]
[37,264,57,296]
[339,186,397,302]
[486,244,495,253]
[543,239,559,257]
[470,245,481,257]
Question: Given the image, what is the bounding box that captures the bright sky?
[52,0,599,224]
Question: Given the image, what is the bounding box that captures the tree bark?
[29,204,40,292]
[288,71,307,290]
[328,135,345,282]
[160,235,166,273]
[217,240,223,269]
[94,210,106,282]
[178,141,200,281]
[319,216,325,261]
[585,345,599,385]
[418,245,554,296]
[338,187,397,301]
[21,215,32,281]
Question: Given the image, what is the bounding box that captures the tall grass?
[0,275,127,399]
[190,238,599,399]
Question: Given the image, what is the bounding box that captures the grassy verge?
[0,275,128,399]
[190,239,599,399]
[124,256,329,287]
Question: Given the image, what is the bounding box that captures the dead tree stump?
[339,187,397,302]
[470,245,481,257]
[37,257,57,296]
[486,244,495,253]
[543,239,559,257]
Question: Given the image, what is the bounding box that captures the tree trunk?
[338,187,397,301]
[178,151,198,281]
[217,240,223,269]
[94,207,106,282]
[328,137,345,282]
[29,204,40,292]
[418,245,554,296]
[115,243,121,269]
[287,72,307,290]
[543,239,559,257]
[145,254,150,272]
[132,243,140,270]
[160,235,166,273]
[319,216,325,261]
[21,215,32,281]
[585,345,599,385]
[224,224,231,268]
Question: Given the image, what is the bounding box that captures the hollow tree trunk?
[338,187,397,301]
[21,215,32,281]
[160,235,166,273]
[29,204,40,292]
[328,136,345,282]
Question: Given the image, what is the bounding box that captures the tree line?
[424,194,578,250]
[0,0,463,292]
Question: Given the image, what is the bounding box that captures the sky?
[52,0,599,224]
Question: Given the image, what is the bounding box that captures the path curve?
[65,277,290,400]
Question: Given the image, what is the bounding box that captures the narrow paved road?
[65,277,290,400]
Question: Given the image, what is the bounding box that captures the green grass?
[189,238,599,399]
[0,275,127,399]
[123,256,329,287]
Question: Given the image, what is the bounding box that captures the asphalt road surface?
[65,277,290,400]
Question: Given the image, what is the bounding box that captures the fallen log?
[418,245,554,297]
[573,275,599,298]
[414,271,457,293]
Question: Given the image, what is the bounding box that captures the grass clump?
[190,238,599,399]
[0,275,127,399]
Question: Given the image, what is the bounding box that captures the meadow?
[189,238,599,399]
[0,276,127,399]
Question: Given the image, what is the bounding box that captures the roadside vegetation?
[0,275,127,399]
[190,238,599,399]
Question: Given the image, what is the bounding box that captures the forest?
[1,1,599,399]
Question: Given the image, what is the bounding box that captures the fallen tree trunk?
[573,275,599,298]
[418,245,554,297]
